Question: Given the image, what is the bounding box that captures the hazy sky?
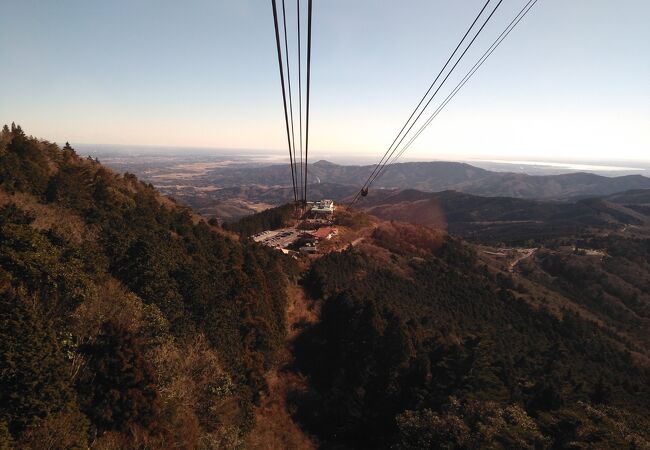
[1,0,649,162]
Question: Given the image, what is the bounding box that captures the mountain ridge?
[361,187,650,245]
[191,159,650,200]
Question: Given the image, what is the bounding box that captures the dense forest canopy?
[0,124,296,448]
[292,223,650,449]
[222,203,296,236]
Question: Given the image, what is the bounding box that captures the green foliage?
[0,420,12,450]
[535,246,650,349]
[394,399,547,450]
[77,321,159,433]
[0,125,294,445]
[223,203,295,236]
[0,205,95,317]
[0,125,50,195]
[0,287,78,435]
[114,234,189,332]
[293,228,650,448]
[537,403,650,449]
[45,163,95,212]
[335,207,374,230]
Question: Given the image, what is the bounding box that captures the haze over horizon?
[2,0,649,162]
[78,142,650,178]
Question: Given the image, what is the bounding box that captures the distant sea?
[466,159,649,177]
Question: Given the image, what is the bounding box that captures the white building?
[310,199,335,215]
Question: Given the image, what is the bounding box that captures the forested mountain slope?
[359,187,650,360]
[0,124,296,448]
[362,188,650,245]
[292,222,650,449]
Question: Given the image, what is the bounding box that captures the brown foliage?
[73,280,146,341]
[372,221,445,257]
[0,190,96,244]
[18,410,89,450]
[245,284,316,450]
[150,335,243,448]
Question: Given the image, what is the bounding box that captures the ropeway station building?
[308,199,335,219]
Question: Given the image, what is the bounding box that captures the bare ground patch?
[245,284,318,450]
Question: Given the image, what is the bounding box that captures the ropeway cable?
[363,0,504,193]
[356,0,494,201]
[371,0,540,187]
[351,0,505,205]
[281,0,299,203]
[304,0,313,204]
[271,0,298,202]
[297,0,304,204]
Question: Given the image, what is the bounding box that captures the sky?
[1,0,649,163]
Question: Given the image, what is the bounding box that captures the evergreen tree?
[0,288,76,435]
[62,141,76,158]
[590,378,612,404]
[77,321,159,433]
[0,420,13,450]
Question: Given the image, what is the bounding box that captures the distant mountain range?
[99,156,650,222]
[195,160,650,201]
